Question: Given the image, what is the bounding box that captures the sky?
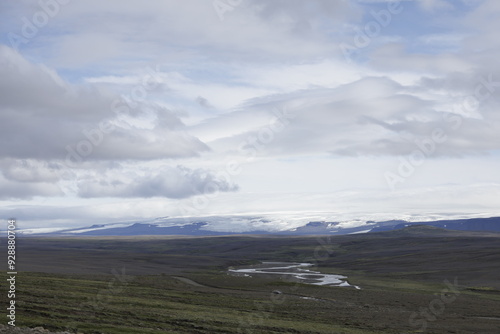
[1,0,500,231]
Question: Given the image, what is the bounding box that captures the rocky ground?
[0,325,79,334]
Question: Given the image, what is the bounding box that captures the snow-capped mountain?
[13,216,500,236]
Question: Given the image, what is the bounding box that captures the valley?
[2,226,500,333]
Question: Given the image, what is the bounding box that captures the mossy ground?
[2,232,500,333]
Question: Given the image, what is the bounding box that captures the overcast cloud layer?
[1,0,500,230]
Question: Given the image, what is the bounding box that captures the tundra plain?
[2,226,500,333]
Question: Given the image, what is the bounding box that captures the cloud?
[77,165,238,199]
[0,175,63,200]
[196,96,214,109]
[0,45,208,162]
[418,0,454,12]
[0,159,62,183]
[1,0,362,71]
[369,43,472,73]
[200,73,500,158]
[0,45,214,200]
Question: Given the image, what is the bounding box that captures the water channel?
[228,261,360,289]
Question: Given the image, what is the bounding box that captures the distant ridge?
[370,217,500,234]
[15,216,500,237]
[375,224,456,237]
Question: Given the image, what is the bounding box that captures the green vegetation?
[10,272,384,334]
[2,230,500,333]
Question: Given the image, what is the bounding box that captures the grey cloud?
[0,46,208,162]
[0,45,212,200]
[0,176,63,200]
[77,166,238,199]
[196,96,213,109]
[0,159,63,183]
[251,0,359,23]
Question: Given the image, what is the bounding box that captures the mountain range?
[16,216,500,236]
